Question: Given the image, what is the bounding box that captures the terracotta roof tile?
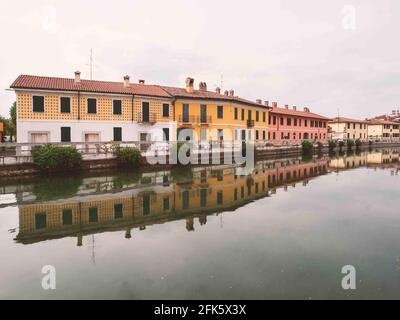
[270,106,329,120]
[329,117,369,124]
[10,75,171,98]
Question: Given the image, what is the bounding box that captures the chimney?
[138,79,145,84]
[272,102,278,108]
[304,107,310,112]
[284,104,289,109]
[74,71,81,84]
[256,99,262,104]
[215,87,221,94]
[293,106,297,111]
[229,89,234,97]
[199,82,207,91]
[264,101,269,107]
[224,90,229,96]
[123,75,130,88]
[185,77,194,93]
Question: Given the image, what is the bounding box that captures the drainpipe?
[77,91,81,120]
[131,94,135,122]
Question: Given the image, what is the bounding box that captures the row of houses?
[328,117,400,141]
[10,72,330,145]
[8,72,399,146]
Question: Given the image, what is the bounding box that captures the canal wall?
[1,142,399,179]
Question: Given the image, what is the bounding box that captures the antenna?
[220,74,223,90]
[85,48,93,80]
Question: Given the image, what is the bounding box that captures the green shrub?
[338,140,345,149]
[347,139,355,149]
[355,139,362,148]
[32,144,82,172]
[114,146,142,167]
[328,140,337,150]
[302,140,314,154]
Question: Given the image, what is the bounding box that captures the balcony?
[178,115,212,125]
[247,119,255,128]
[138,112,157,124]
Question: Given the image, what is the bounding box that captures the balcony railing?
[247,120,255,128]
[137,112,157,124]
[178,115,212,124]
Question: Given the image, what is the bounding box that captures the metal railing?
[178,115,212,124]
[137,112,158,123]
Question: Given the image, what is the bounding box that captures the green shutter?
[87,98,97,113]
[113,127,122,141]
[113,100,122,114]
[60,97,71,113]
[33,96,44,112]
[61,127,71,142]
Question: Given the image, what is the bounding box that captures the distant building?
[267,103,329,144]
[328,117,369,140]
[372,110,400,123]
[367,119,400,140]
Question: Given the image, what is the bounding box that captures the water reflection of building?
[328,149,399,172]
[15,158,328,245]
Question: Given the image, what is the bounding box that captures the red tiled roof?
[160,85,270,108]
[10,75,171,98]
[367,118,399,125]
[329,117,369,124]
[270,106,329,120]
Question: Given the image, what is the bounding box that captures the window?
[347,123,351,129]
[182,190,189,209]
[163,103,170,117]
[311,120,314,127]
[114,203,123,219]
[263,112,266,122]
[35,213,47,229]
[89,207,98,223]
[113,127,122,141]
[143,194,151,215]
[287,118,292,126]
[273,116,277,125]
[61,127,71,142]
[241,109,245,120]
[217,105,223,119]
[60,97,71,113]
[256,111,259,122]
[280,117,284,125]
[87,98,97,114]
[256,130,259,140]
[263,131,266,140]
[201,128,207,141]
[163,128,170,141]
[33,96,44,112]
[62,209,72,225]
[200,189,207,207]
[305,119,308,127]
[273,132,276,139]
[234,108,238,120]
[113,100,122,115]
[248,110,252,120]
[294,118,297,126]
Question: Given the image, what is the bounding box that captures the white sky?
[0,0,399,119]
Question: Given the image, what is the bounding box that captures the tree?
[9,102,16,141]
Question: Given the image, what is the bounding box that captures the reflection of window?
[62,209,73,225]
[200,189,207,207]
[182,190,189,209]
[89,207,98,223]
[35,213,47,229]
[163,197,170,211]
[234,188,238,201]
[217,191,223,205]
[142,194,151,215]
[114,203,123,219]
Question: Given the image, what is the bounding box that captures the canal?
[1,148,400,299]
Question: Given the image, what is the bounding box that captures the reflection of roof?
[160,85,270,108]
[270,107,329,120]
[329,117,369,124]
[11,75,170,98]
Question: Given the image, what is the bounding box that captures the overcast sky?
[0,0,399,119]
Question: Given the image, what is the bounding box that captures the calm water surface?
[1,149,400,299]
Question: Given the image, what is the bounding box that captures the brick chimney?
[224,90,229,96]
[138,79,145,84]
[123,75,130,88]
[199,82,207,91]
[304,107,310,112]
[264,101,269,107]
[215,87,221,94]
[256,99,262,104]
[229,89,234,97]
[185,77,194,93]
[293,106,297,111]
[74,71,81,84]
[272,102,278,108]
[284,104,289,109]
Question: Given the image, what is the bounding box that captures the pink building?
[267,103,329,145]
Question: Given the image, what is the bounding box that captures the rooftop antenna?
[85,48,93,80]
[220,74,224,91]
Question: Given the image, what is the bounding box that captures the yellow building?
[367,119,400,140]
[328,117,369,140]
[162,78,270,142]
